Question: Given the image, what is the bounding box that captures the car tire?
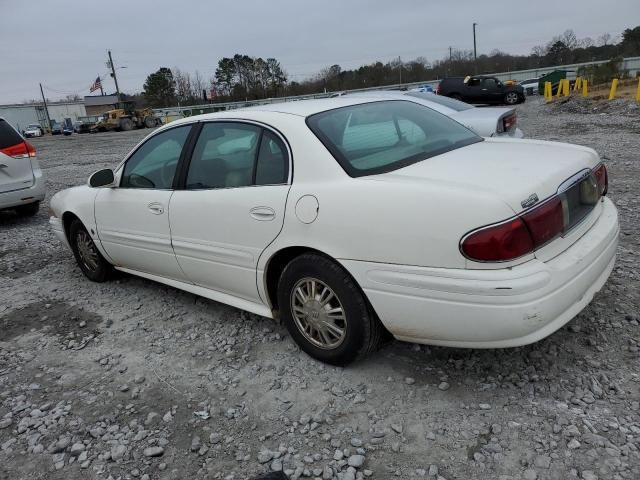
[277,253,384,365]
[119,118,133,131]
[504,92,519,105]
[69,219,112,282]
[15,202,39,217]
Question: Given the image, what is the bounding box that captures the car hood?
[448,107,514,137]
[375,137,601,214]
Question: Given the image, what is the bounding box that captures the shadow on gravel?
[0,300,103,342]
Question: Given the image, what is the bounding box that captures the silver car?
[0,117,46,216]
[346,90,524,138]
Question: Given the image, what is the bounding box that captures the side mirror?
[88,168,115,188]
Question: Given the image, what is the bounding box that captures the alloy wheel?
[506,92,519,104]
[76,230,100,272]
[290,277,347,350]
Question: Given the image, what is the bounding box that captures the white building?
[0,101,86,133]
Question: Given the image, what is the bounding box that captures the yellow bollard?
[574,77,581,91]
[636,78,640,102]
[563,79,570,96]
[608,78,618,100]
[544,81,552,101]
[582,79,588,97]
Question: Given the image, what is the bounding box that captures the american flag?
[89,76,102,93]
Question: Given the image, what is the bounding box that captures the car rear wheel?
[15,202,39,217]
[505,92,520,105]
[69,219,112,282]
[277,253,384,365]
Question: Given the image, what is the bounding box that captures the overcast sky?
[1,0,638,103]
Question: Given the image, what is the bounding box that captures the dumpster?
[538,70,570,95]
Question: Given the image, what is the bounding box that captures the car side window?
[255,131,289,185]
[121,125,190,189]
[186,122,261,189]
[482,78,498,89]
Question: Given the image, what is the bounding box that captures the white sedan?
[49,97,618,365]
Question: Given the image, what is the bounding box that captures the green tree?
[143,67,176,107]
[620,26,640,56]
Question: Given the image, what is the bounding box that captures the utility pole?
[108,50,121,101]
[39,83,52,132]
[449,46,452,61]
[473,23,478,72]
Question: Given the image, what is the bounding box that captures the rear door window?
[186,123,261,189]
[0,120,24,149]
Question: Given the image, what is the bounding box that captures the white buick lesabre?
[49,98,618,365]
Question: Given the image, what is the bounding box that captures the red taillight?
[503,113,517,132]
[0,141,36,159]
[461,218,534,262]
[461,197,564,262]
[521,197,564,248]
[593,163,608,196]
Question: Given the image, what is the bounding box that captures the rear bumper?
[341,197,618,348]
[0,160,46,210]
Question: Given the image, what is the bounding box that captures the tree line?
[139,26,640,107]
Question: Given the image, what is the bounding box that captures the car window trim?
[117,122,196,190]
[175,119,293,191]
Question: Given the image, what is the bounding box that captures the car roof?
[165,96,420,129]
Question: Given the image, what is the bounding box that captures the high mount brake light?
[461,164,607,262]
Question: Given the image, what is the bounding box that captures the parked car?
[0,117,46,216]
[51,122,63,135]
[23,123,43,138]
[437,76,525,105]
[347,90,524,138]
[49,98,618,365]
[519,77,541,95]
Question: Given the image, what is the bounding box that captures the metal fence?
[153,56,640,121]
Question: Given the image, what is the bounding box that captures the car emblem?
[521,193,539,209]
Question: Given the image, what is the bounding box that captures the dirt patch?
[0,299,102,344]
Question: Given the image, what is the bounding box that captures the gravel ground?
[1,97,639,480]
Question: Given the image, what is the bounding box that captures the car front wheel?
[69,219,112,282]
[277,253,384,365]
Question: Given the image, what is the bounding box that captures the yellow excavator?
[91,102,161,132]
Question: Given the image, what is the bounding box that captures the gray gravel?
[1,97,639,480]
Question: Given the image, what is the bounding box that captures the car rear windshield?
[306,100,482,177]
[0,119,24,149]
[405,92,474,111]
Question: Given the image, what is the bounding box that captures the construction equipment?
[91,102,160,133]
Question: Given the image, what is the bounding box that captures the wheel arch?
[62,211,81,241]
[262,245,380,320]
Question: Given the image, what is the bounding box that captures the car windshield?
[306,100,482,177]
[405,92,474,111]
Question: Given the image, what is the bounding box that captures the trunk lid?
[381,137,600,214]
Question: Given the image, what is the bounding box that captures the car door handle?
[0,164,7,169]
[147,202,164,215]
[250,206,276,221]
